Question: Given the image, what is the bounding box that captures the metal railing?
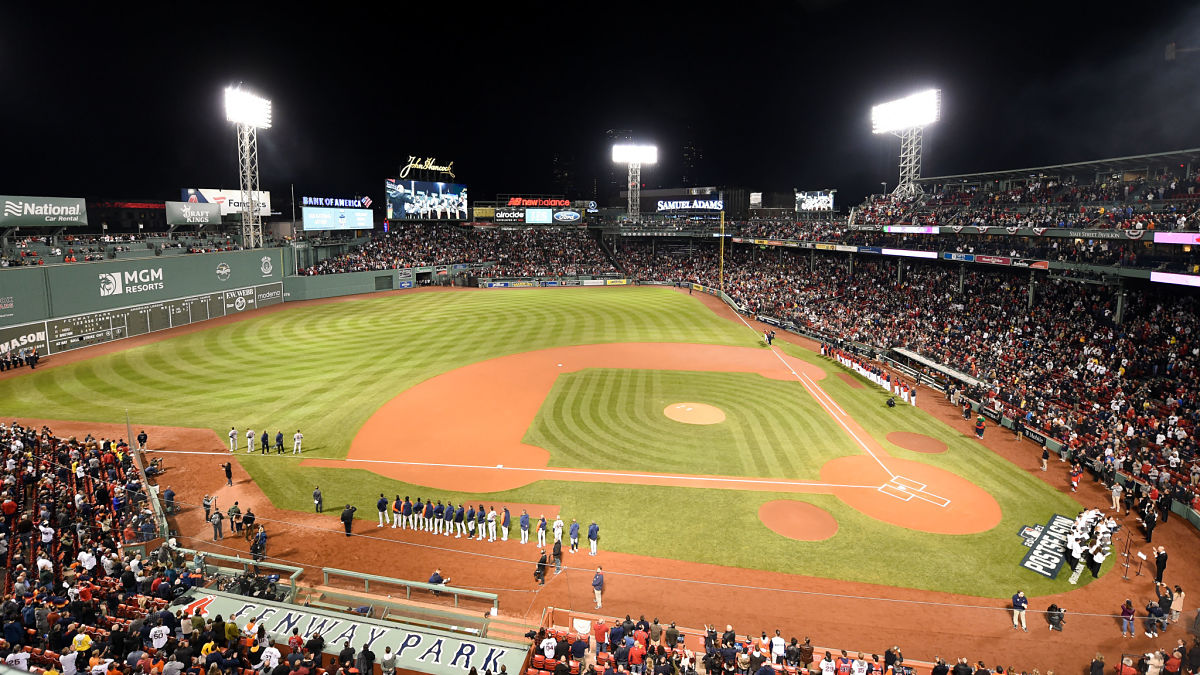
[321,567,499,611]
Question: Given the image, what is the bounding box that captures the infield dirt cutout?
[304,341,1001,535]
[664,402,726,425]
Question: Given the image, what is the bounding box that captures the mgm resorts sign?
[99,267,165,297]
[0,195,88,227]
[1018,513,1073,579]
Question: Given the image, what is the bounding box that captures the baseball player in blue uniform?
[391,495,403,528]
[569,518,580,553]
[588,521,600,555]
[454,504,465,537]
[401,496,413,529]
[423,499,435,531]
[520,510,530,544]
[376,493,390,527]
[475,504,486,540]
[465,505,476,538]
[502,507,511,541]
[413,498,424,529]
[443,500,454,536]
[537,514,547,547]
[433,501,445,534]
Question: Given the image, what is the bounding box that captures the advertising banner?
[975,255,1012,266]
[0,195,88,227]
[486,282,510,288]
[542,280,559,287]
[398,280,414,289]
[881,248,938,259]
[656,198,724,212]
[581,280,605,286]
[473,206,496,219]
[858,246,883,254]
[981,406,1002,423]
[943,252,973,262]
[0,321,49,358]
[165,201,222,226]
[493,209,524,224]
[525,208,553,224]
[1011,259,1049,269]
[883,225,937,234]
[552,209,583,223]
[181,189,271,217]
[605,279,628,286]
[559,280,581,287]
[509,281,537,287]
[1022,426,1048,446]
[1153,232,1200,245]
[303,207,373,231]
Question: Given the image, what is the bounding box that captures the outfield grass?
[0,287,1093,596]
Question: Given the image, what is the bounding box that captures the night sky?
[2,2,1199,210]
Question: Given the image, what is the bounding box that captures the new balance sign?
[0,195,88,227]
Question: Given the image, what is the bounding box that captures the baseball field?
[0,286,1091,597]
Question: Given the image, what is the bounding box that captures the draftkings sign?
[179,590,525,675]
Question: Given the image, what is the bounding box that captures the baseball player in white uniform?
[293,430,303,454]
[246,428,255,453]
[229,427,238,452]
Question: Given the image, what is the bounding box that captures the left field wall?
[0,249,294,356]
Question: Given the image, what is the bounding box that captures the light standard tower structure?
[612,144,657,221]
[871,89,940,200]
[225,86,272,248]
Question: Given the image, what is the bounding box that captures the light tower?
[871,89,940,200]
[612,144,657,220]
[224,86,272,248]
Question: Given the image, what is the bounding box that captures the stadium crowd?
[615,241,1200,524]
[299,226,615,277]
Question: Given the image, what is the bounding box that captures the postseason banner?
[302,207,374,231]
[386,179,468,221]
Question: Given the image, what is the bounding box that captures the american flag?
[360,195,373,208]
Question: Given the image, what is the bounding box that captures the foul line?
[339,458,883,491]
[733,313,895,479]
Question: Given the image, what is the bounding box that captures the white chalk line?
[734,313,896,480]
[338,458,884,491]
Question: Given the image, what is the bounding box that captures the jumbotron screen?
[795,190,835,212]
[386,179,468,220]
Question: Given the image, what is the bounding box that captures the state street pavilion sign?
[178,589,525,675]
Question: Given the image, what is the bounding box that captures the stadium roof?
[917,148,1200,184]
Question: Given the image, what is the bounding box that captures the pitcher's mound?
[759,500,838,541]
[664,402,726,425]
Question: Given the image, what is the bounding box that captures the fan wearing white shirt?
[5,651,29,670]
[149,621,171,650]
[260,643,282,670]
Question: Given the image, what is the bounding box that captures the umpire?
[340,504,357,537]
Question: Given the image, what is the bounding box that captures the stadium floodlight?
[871,89,939,134]
[225,86,272,248]
[224,87,273,128]
[612,143,657,220]
[871,89,939,200]
[612,144,658,165]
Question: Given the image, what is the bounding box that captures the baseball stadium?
[4,7,1200,675]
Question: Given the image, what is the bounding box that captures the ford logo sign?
[554,210,581,222]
